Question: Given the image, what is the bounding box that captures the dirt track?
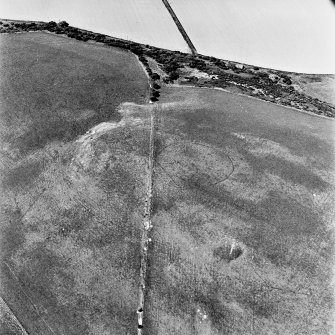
[138,105,157,334]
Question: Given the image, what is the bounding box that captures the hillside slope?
[0,32,334,335]
[0,32,149,335]
[144,86,335,334]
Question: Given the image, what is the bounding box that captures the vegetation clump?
[1,18,333,117]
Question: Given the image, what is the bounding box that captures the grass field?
[0,31,334,335]
[144,86,335,334]
[0,32,150,334]
[291,74,335,106]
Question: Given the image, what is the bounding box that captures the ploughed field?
[0,32,149,334]
[0,32,334,335]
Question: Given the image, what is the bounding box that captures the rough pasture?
[144,86,335,334]
[0,32,149,334]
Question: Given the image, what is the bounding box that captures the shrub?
[48,21,57,27]
[130,46,143,55]
[258,72,268,78]
[58,21,69,28]
[165,61,180,73]
[282,76,292,85]
[138,56,147,64]
[94,34,105,42]
[169,72,179,81]
[153,83,161,90]
[55,27,64,34]
[151,73,160,80]
[152,90,160,97]
[68,26,79,33]
[150,96,158,102]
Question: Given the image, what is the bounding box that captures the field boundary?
[137,105,156,334]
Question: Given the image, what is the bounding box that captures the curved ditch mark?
[153,139,236,227]
[137,105,157,334]
[157,139,235,187]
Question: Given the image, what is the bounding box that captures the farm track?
[137,105,157,334]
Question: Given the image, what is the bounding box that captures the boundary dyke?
[137,106,156,334]
[161,0,197,55]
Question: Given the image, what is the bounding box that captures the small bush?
[151,73,160,80]
[169,72,179,81]
[165,61,180,73]
[58,21,69,28]
[130,46,143,55]
[94,34,105,42]
[48,21,57,27]
[152,90,160,97]
[138,55,147,64]
[54,27,64,34]
[283,77,292,85]
[258,72,268,78]
[153,83,161,90]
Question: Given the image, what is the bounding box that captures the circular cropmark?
[158,139,234,189]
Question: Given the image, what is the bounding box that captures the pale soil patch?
[181,66,218,79]
[58,108,96,122]
[146,56,168,79]
[291,74,335,106]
